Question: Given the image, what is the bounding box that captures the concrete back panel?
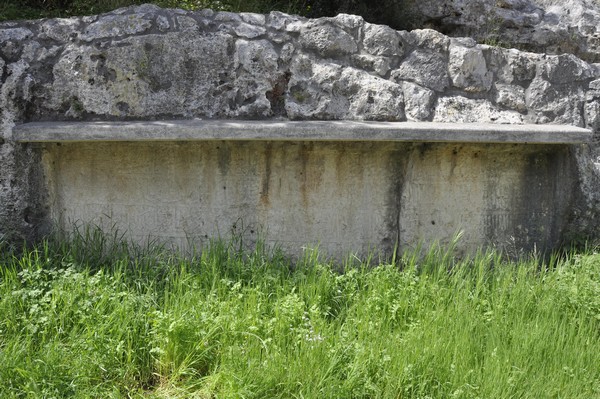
[20,120,583,258]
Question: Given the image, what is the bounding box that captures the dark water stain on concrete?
[260,142,273,206]
[217,142,231,177]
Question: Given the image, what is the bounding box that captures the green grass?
[0,0,312,22]
[1,232,599,398]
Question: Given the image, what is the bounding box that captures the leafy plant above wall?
[0,0,411,29]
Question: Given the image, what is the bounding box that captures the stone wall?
[2,4,600,251]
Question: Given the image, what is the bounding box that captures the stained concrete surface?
[39,139,576,258]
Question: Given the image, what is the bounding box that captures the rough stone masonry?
[1,4,600,256]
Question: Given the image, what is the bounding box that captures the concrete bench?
[14,120,592,258]
[15,120,591,144]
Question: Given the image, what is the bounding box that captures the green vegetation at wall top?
[0,0,411,29]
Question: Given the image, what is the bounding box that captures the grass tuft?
[1,231,599,398]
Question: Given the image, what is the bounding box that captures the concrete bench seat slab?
[14,120,592,144]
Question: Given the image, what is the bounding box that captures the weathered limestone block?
[329,13,364,30]
[234,39,278,116]
[240,12,266,25]
[299,20,358,58]
[286,54,404,121]
[233,22,266,39]
[495,83,527,112]
[267,11,302,31]
[402,81,435,121]
[50,32,237,118]
[0,57,5,83]
[156,15,170,31]
[586,99,600,131]
[80,13,153,41]
[0,27,33,42]
[433,96,524,124]
[39,18,81,42]
[280,42,295,63]
[399,0,600,62]
[214,11,242,22]
[448,43,493,92]
[350,54,390,77]
[363,23,405,58]
[401,29,450,53]
[392,50,449,92]
[338,68,405,121]
[585,78,600,130]
[489,47,540,84]
[540,53,595,84]
[0,27,34,61]
[286,55,345,119]
[525,77,585,125]
[176,15,199,31]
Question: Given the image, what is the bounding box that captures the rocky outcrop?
[1,4,600,246]
[400,0,600,63]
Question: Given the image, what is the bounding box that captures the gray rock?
[392,49,449,92]
[80,14,153,41]
[214,11,242,22]
[156,15,170,31]
[234,39,279,116]
[401,29,450,53]
[495,83,527,112]
[539,53,595,83]
[363,23,405,57]
[284,20,304,33]
[402,81,435,121]
[330,13,364,30]
[351,54,391,77]
[266,11,294,30]
[525,76,586,125]
[197,9,215,18]
[267,30,292,44]
[0,27,33,42]
[299,21,358,58]
[286,55,344,119]
[0,28,34,60]
[286,60,405,121]
[448,44,493,92]
[585,98,600,130]
[491,47,540,84]
[400,0,600,62]
[50,32,237,118]
[235,39,278,76]
[39,19,80,42]
[433,96,524,124]
[131,3,162,14]
[280,43,295,64]
[240,12,266,25]
[176,16,197,31]
[584,81,600,130]
[234,22,266,39]
[337,68,405,121]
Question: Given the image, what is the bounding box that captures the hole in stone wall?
[23,207,32,224]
